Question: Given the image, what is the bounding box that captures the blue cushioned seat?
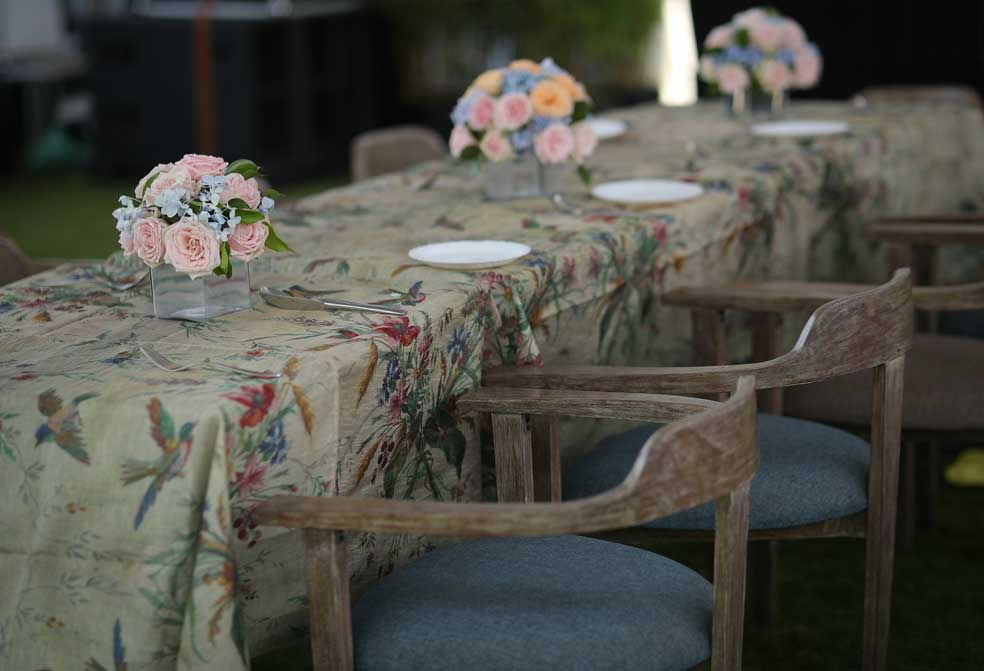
[564,414,870,530]
[352,535,712,671]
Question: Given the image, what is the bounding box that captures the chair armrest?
[662,280,871,313]
[253,494,603,537]
[913,282,984,310]
[481,364,759,396]
[458,386,716,423]
[867,219,984,245]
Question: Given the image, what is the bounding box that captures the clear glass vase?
[728,88,785,118]
[151,259,251,321]
[483,153,566,200]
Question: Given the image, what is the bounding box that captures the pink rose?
[756,59,792,93]
[571,122,597,162]
[716,64,750,94]
[700,55,718,83]
[176,153,228,180]
[781,19,807,50]
[449,124,476,158]
[493,93,533,131]
[704,24,733,49]
[221,173,262,209]
[132,217,168,267]
[793,45,822,88]
[479,130,514,162]
[145,166,196,206]
[119,229,135,256]
[163,218,221,278]
[467,93,495,131]
[533,123,574,164]
[733,8,768,28]
[747,18,785,52]
[228,222,269,262]
[134,163,173,198]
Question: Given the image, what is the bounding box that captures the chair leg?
[752,540,779,627]
[863,357,904,671]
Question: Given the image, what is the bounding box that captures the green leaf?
[213,242,232,278]
[237,208,266,224]
[188,200,202,213]
[572,100,591,123]
[263,221,294,253]
[459,145,483,161]
[226,159,260,179]
[227,198,250,210]
[735,27,750,47]
[141,171,162,197]
[264,187,284,199]
[577,164,593,186]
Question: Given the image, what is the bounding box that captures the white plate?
[590,179,704,205]
[751,120,850,137]
[586,117,628,141]
[408,240,531,270]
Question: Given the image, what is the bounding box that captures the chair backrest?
[0,235,40,287]
[349,125,446,181]
[857,85,982,111]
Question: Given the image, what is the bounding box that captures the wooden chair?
[254,377,758,671]
[349,125,446,181]
[780,216,984,545]
[0,234,45,286]
[482,270,914,671]
[856,85,983,112]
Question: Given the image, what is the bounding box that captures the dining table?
[1,99,983,670]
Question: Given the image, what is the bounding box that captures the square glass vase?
[151,260,251,321]
[483,153,566,200]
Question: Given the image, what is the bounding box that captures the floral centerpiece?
[699,7,822,115]
[448,58,597,199]
[113,154,292,320]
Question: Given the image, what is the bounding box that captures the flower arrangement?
[700,7,822,100]
[113,155,292,279]
[449,58,597,184]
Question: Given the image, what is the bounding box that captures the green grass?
[0,172,347,260]
[253,482,984,671]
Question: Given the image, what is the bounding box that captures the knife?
[259,287,406,316]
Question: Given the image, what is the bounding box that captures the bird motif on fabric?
[84,617,127,671]
[121,398,195,530]
[376,280,427,306]
[34,389,98,464]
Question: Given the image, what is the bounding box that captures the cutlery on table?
[550,193,659,219]
[38,269,150,291]
[140,344,282,379]
[259,287,406,316]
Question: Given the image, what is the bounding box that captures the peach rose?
[479,130,514,162]
[534,123,575,164]
[228,222,269,262]
[571,122,597,162]
[746,17,785,52]
[163,217,221,278]
[793,46,822,88]
[467,93,495,131]
[716,64,750,94]
[531,80,574,118]
[221,173,262,209]
[145,166,196,206]
[176,153,228,180]
[493,93,533,131]
[781,19,807,50]
[704,24,733,49]
[449,124,476,158]
[133,217,168,267]
[700,55,718,82]
[509,59,542,73]
[756,59,792,93]
[135,163,173,198]
[472,69,504,95]
[553,73,587,103]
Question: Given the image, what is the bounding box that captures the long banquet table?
[1,101,983,669]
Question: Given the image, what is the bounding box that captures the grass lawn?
[0,172,347,260]
[253,480,984,670]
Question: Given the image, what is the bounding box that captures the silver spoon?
[259,286,406,316]
[140,344,282,379]
[550,193,656,220]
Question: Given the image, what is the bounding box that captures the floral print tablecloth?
[1,101,982,670]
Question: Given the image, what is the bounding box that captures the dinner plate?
[590,179,703,205]
[586,117,629,141]
[408,240,531,270]
[750,120,850,137]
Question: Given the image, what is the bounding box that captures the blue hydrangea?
[451,92,480,125]
[510,127,535,153]
[776,49,796,67]
[529,116,554,135]
[538,57,565,77]
[502,69,545,94]
[721,45,763,67]
[155,187,189,219]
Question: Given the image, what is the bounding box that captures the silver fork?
[140,344,282,379]
[550,193,657,220]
